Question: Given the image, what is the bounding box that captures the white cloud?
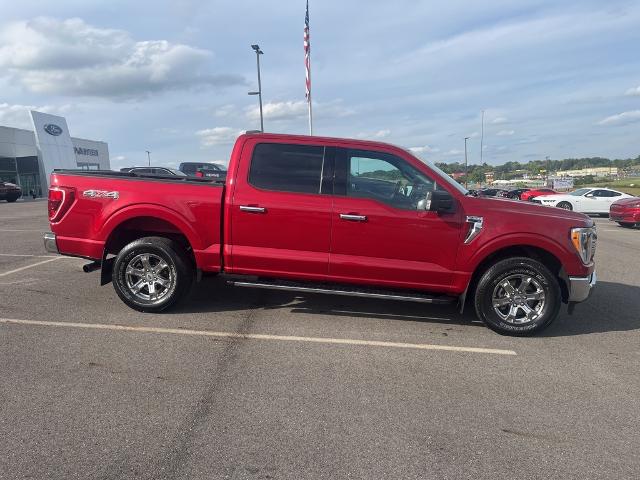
[246,99,355,122]
[113,155,127,162]
[357,129,392,140]
[468,131,479,138]
[409,145,439,154]
[214,104,236,117]
[373,129,391,138]
[247,101,307,121]
[0,102,71,129]
[597,110,640,126]
[491,117,508,124]
[196,126,243,146]
[625,86,640,97]
[445,149,463,156]
[0,17,244,98]
[496,129,515,136]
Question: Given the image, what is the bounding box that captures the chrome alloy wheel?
[491,274,546,324]
[124,253,174,303]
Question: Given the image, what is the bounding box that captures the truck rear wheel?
[474,257,561,336]
[112,236,194,312]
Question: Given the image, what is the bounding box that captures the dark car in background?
[506,188,531,200]
[477,188,509,198]
[0,181,22,202]
[178,162,226,180]
[120,167,186,176]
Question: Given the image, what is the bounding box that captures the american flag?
[304,0,311,101]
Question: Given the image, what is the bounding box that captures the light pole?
[464,137,470,188]
[145,150,151,167]
[545,155,550,185]
[248,44,264,132]
[480,110,485,164]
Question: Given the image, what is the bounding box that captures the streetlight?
[145,150,151,167]
[464,137,470,188]
[248,44,264,132]
[545,156,550,185]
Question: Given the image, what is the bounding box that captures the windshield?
[167,168,187,176]
[570,188,592,196]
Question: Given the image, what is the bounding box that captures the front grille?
[531,199,542,204]
[590,233,597,261]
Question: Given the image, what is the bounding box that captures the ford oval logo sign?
[44,124,63,136]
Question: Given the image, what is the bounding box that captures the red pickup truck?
[44,133,597,335]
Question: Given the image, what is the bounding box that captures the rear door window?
[249,143,325,194]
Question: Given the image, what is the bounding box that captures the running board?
[227,279,456,305]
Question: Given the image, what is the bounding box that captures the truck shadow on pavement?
[180,278,639,337]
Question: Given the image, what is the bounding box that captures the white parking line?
[0,257,63,277]
[0,253,58,257]
[0,318,517,356]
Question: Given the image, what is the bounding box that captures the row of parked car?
[471,186,639,227]
[469,187,557,200]
[120,162,227,180]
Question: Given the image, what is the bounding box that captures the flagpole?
[305,0,313,136]
[307,56,313,136]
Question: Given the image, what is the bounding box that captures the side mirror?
[418,190,455,213]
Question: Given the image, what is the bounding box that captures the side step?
[227,278,456,305]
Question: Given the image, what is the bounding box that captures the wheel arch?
[460,241,570,312]
[100,205,201,255]
[99,206,199,284]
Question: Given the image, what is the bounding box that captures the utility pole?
[464,137,470,188]
[145,150,151,167]
[248,44,264,132]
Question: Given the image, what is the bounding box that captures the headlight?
[570,227,597,264]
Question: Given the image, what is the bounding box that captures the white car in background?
[533,187,633,214]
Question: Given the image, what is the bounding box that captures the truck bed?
[49,170,224,272]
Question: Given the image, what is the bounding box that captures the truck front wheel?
[112,236,194,312]
[474,257,561,336]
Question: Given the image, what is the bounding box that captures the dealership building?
[0,111,109,197]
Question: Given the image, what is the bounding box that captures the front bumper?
[609,211,640,223]
[43,232,59,254]
[568,271,597,303]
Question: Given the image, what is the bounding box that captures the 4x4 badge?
[82,190,119,199]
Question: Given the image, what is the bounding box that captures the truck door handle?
[340,213,367,222]
[239,205,266,213]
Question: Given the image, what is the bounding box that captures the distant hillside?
[435,155,640,183]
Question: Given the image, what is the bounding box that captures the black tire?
[617,222,637,229]
[112,236,194,312]
[474,257,561,336]
[557,201,572,210]
[6,196,18,203]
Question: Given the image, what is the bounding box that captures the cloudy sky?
[0,0,639,169]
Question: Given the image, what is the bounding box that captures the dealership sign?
[43,124,63,136]
[74,146,99,157]
[553,178,574,190]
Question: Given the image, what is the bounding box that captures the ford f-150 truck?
[44,133,597,335]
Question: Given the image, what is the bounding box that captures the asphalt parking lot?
[1,201,639,479]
